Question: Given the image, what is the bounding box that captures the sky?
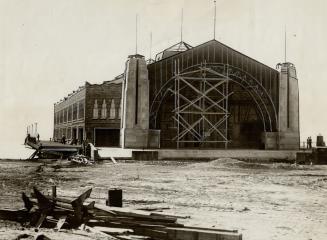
[0,0,326,155]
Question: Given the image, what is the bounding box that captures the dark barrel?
[108,189,123,207]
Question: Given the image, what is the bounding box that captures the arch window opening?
[101,99,107,119]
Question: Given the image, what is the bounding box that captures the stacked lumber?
[0,187,242,240]
[0,187,94,230]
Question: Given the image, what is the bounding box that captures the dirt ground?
[0,158,326,240]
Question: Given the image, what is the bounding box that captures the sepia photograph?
[0,0,326,239]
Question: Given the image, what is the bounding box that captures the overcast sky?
[1,0,326,152]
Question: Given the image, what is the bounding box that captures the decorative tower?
[277,62,300,149]
[120,54,160,148]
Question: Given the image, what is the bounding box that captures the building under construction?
[54,39,300,150]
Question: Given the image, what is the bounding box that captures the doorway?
[94,128,120,147]
[78,127,84,144]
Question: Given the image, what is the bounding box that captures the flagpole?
[214,0,217,39]
[136,14,138,54]
[284,26,287,63]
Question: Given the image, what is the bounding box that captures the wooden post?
[52,186,57,199]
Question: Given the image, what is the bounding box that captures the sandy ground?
[0,158,326,240]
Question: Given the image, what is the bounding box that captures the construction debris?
[0,187,242,240]
[68,154,94,165]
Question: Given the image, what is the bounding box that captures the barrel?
[108,189,123,207]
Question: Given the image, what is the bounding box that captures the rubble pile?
[68,154,94,165]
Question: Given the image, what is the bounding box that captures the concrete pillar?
[121,54,160,149]
[279,65,288,132]
[122,54,149,130]
[277,62,300,149]
[288,66,299,132]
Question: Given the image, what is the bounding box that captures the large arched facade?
[53,40,299,150]
[147,40,281,149]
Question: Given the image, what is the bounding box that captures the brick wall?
[53,87,86,141]
[84,80,122,143]
[53,78,123,144]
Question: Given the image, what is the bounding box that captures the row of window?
[54,128,72,140]
[54,127,82,143]
[54,100,84,125]
[93,99,121,119]
[55,98,121,125]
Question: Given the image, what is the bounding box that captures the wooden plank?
[84,225,120,239]
[33,187,53,210]
[179,226,238,233]
[110,156,117,164]
[166,227,242,240]
[28,150,39,159]
[94,205,176,222]
[93,205,119,216]
[71,188,93,225]
[51,209,74,218]
[35,212,47,229]
[54,216,67,231]
[54,202,74,210]
[0,209,28,222]
[95,205,151,216]
[150,212,190,219]
[116,235,150,240]
[92,226,133,235]
[55,197,72,204]
[137,207,170,212]
[86,201,95,210]
[134,228,168,240]
[100,218,182,228]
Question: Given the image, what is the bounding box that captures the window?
[73,103,78,120]
[60,110,64,123]
[93,99,99,119]
[64,108,68,123]
[101,99,107,119]
[109,99,116,119]
[68,105,72,121]
[67,127,72,139]
[79,100,84,119]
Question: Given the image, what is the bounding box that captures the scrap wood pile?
[0,187,242,240]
